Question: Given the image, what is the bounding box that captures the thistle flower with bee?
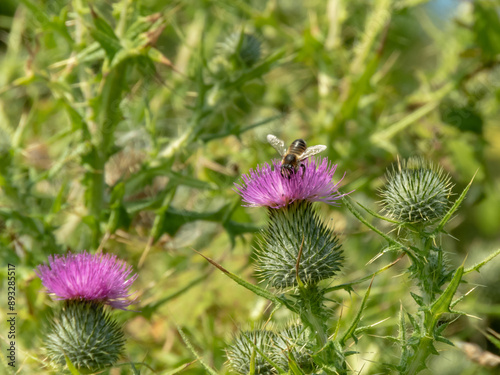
[229,135,352,373]
[234,136,349,290]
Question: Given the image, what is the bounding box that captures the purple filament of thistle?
[234,157,349,209]
[35,251,138,310]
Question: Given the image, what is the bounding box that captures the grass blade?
[175,323,218,375]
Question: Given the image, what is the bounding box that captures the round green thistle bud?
[256,201,344,290]
[276,324,316,372]
[208,55,232,80]
[45,301,125,373]
[217,32,261,67]
[380,157,453,225]
[226,329,281,375]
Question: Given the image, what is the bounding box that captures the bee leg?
[300,163,306,177]
[281,166,291,179]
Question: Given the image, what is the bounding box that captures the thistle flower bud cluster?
[380,157,453,225]
[276,324,316,372]
[226,325,315,374]
[217,32,262,68]
[226,329,280,374]
[35,251,138,372]
[209,32,261,82]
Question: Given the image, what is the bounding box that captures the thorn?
[191,248,230,274]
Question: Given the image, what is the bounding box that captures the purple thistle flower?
[234,157,349,209]
[35,251,138,310]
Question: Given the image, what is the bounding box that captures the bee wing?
[299,145,327,160]
[267,134,287,156]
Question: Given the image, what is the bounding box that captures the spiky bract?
[45,301,125,373]
[226,329,281,375]
[380,158,453,224]
[276,324,316,372]
[256,201,343,289]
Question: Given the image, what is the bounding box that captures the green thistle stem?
[399,307,436,374]
[404,335,434,375]
[402,231,450,374]
[298,286,328,347]
[86,61,128,245]
[296,285,349,374]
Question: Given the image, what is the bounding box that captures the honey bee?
[267,134,327,177]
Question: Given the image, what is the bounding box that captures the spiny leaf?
[434,172,476,234]
[430,265,464,326]
[406,312,419,333]
[191,248,286,308]
[410,292,424,307]
[340,278,373,346]
[398,305,408,353]
[465,248,500,274]
[436,335,454,347]
[89,5,122,60]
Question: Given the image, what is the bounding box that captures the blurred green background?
[1,0,500,373]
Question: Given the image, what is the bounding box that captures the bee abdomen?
[288,139,307,155]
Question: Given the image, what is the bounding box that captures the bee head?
[280,164,296,178]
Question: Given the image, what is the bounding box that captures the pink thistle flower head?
[35,251,138,310]
[234,157,349,209]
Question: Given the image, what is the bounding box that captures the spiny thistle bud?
[276,324,316,372]
[226,328,281,375]
[380,157,453,225]
[208,55,232,79]
[256,201,343,289]
[45,301,125,373]
[217,32,262,68]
